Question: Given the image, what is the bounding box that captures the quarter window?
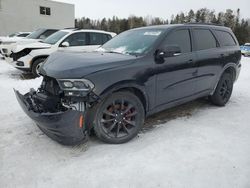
[162,29,191,53]
[214,30,236,46]
[62,32,87,46]
[193,29,217,50]
[40,6,51,16]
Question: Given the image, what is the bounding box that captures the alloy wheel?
[100,99,138,138]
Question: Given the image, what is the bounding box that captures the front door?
[155,28,198,107]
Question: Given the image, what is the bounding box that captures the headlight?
[58,79,94,91]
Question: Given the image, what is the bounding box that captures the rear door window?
[103,34,112,44]
[214,30,236,46]
[89,33,111,45]
[89,33,103,45]
[193,29,217,50]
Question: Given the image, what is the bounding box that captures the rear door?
[192,27,223,93]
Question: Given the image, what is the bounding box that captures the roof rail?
[185,22,224,26]
[63,27,79,30]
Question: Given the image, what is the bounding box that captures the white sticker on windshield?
[143,31,162,36]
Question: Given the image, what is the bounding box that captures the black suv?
[15,24,241,145]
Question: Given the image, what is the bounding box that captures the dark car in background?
[15,24,241,145]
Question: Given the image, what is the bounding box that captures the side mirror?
[61,41,70,47]
[156,45,181,61]
[39,35,46,40]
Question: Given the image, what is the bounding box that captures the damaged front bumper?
[14,89,88,145]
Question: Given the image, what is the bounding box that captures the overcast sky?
[55,0,250,20]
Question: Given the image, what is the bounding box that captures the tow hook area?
[14,89,89,145]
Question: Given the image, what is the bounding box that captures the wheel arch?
[31,55,49,67]
[211,63,237,95]
[98,81,149,113]
[221,63,237,82]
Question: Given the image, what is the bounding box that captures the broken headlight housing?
[57,79,95,97]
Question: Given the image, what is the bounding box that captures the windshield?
[43,31,69,45]
[27,29,45,39]
[98,29,164,55]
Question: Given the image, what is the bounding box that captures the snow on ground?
[0,57,250,188]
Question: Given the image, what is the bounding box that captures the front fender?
[97,80,149,112]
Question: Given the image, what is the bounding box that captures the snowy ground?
[0,57,250,188]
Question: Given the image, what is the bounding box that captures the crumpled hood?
[39,51,137,79]
[13,41,51,53]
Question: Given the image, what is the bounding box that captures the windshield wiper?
[98,49,139,57]
[125,52,140,57]
[104,51,125,55]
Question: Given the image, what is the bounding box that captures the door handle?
[187,59,193,63]
[220,54,225,57]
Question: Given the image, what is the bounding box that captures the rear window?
[214,30,236,46]
[193,29,217,51]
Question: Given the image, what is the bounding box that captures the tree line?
[75,8,250,45]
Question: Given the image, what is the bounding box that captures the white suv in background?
[0,28,58,60]
[0,32,31,58]
[11,29,116,76]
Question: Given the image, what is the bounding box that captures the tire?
[31,58,46,77]
[210,72,234,106]
[92,91,145,144]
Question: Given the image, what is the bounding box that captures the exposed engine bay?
[23,76,97,114]
[14,76,94,145]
